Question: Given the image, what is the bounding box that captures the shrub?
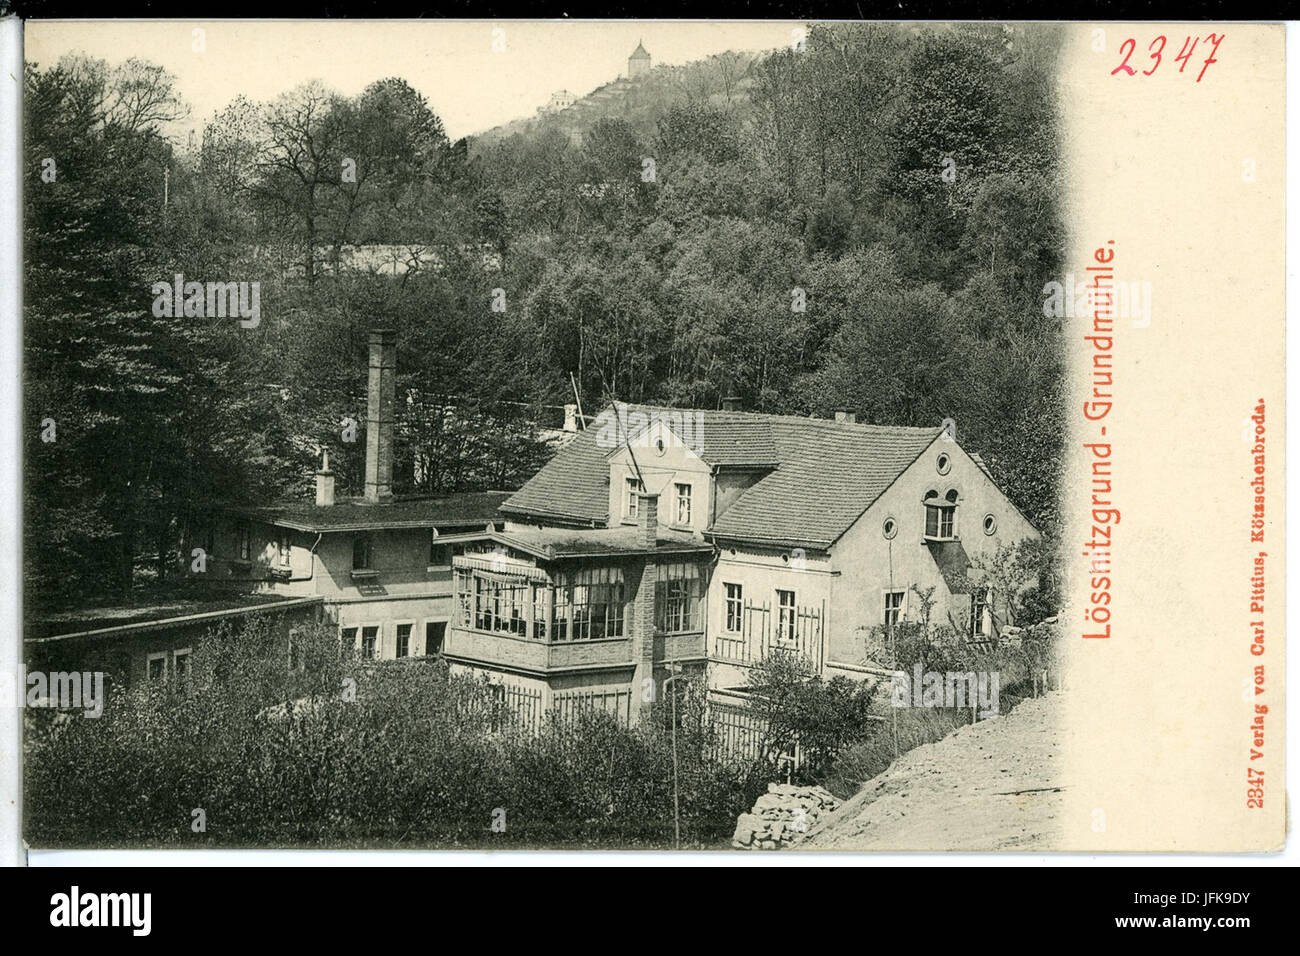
[24,620,763,849]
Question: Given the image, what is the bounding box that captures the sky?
[25,20,803,140]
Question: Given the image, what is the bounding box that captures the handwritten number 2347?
[1112,34,1224,83]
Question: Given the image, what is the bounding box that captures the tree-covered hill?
[25,23,1065,607]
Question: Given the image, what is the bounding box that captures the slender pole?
[568,372,586,430]
[669,663,681,849]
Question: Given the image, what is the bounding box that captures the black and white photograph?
[7,16,1287,867]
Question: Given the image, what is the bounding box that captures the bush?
[744,650,878,781]
[24,619,764,849]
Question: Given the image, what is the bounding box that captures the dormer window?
[625,477,645,518]
[675,482,692,526]
[924,489,958,540]
[353,533,373,570]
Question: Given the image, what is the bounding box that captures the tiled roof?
[503,404,941,549]
[216,491,513,532]
[708,415,940,549]
[499,427,612,524]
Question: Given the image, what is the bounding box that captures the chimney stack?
[637,491,658,549]
[834,408,857,424]
[364,329,397,504]
[315,449,335,507]
[563,403,578,433]
[721,395,742,412]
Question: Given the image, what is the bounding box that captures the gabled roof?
[630,41,650,58]
[502,404,942,550]
[604,405,779,466]
[707,415,940,549]
[499,427,612,524]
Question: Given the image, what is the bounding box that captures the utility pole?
[663,662,682,849]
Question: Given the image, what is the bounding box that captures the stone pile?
[731,782,839,850]
[1000,615,1058,647]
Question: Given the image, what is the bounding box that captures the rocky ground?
[797,692,1063,852]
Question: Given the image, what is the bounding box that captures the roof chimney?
[721,395,743,412]
[315,449,335,507]
[834,408,857,424]
[637,491,658,549]
[364,329,397,503]
[563,403,578,433]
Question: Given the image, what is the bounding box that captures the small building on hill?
[628,41,651,77]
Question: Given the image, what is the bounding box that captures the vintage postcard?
[8,18,1286,856]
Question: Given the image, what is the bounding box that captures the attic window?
[653,436,666,456]
[936,453,952,475]
[983,513,997,535]
[353,533,373,570]
[924,492,957,540]
[882,517,898,540]
[625,477,645,518]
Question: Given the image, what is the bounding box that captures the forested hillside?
[25,23,1064,607]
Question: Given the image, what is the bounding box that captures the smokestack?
[315,449,335,507]
[834,408,857,424]
[721,395,742,412]
[365,329,397,503]
[563,403,578,433]
[637,491,658,549]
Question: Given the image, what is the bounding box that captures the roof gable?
[707,418,940,549]
[500,427,611,524]
[502,403,942,546]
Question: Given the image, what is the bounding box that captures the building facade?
[444,401,1038,723]
[193,329,510,663]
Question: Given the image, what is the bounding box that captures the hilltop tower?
[628,41,651,78]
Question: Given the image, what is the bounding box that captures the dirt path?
[800,692,1063,852]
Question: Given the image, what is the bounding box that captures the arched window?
[924,490,957,540]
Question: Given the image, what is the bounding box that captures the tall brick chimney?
[630,490,660,726]
[364,329,397,503]
[637,490,658,549]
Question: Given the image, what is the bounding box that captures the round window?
[983,513,997,535]
[653,436,666,456]
[936,453,952,475]
[882,517,898,540]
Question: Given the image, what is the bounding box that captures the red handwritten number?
[1175,36,1199,73]
[1198,33,1224,83]
[1143,36,1166,75]
[1112,38,1136,76]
